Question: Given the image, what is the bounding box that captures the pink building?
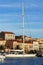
[0,39,6,46]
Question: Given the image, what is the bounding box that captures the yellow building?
[37,38,43,52]
[33,41,39,51]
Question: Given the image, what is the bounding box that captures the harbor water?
[0,57,43,65]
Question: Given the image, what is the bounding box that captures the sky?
[0,0,43,38]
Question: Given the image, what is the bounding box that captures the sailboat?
[5,0,36,58]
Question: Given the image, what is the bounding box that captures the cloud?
[0,19,11,21]
[0,3,38,8]
[0,3,21,8]
[0,14,21,16]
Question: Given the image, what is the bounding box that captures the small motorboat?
[36,51,42,57]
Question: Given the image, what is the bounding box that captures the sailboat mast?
[22,0,25,53]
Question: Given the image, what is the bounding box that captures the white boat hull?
[5,54,36,58]
[0,55,5,61]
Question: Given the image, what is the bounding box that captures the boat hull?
[5,54,36,58]
[0,55,5,61]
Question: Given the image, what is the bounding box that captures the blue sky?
[0,0,43,38]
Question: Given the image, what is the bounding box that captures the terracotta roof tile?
[1,31,15,34]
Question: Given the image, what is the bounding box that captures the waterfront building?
[24,36,32,41]
[15,35,32,42]
[0,31,15,40]
[0,39,6,46]
[4,39,33,53]
[33,41,39,51]
[13,40,33,53]
[36,38,43,52]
